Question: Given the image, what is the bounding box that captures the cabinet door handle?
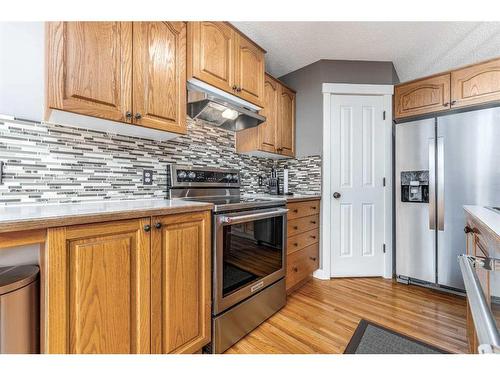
[293,266,298,272]
[144,224,151,232]
[310,221,317,224]
[293,226,298,230]
[443,102,449,107]
[232,85,237,91]
[134,113,142,120]
[125,111,132,119]
[450,100,457,106]
[293,209,298,213]
[155,222,162,229]
[236,87,242,92]
[309,257,317,261]
[293,243,298,247]
[310,235,317,239]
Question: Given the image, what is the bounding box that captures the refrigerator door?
[437,107,500,290]
[396,118,436,284]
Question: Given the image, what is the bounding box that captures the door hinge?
[383,111,386,120]
[383,244,386,253]
[382,177,386,187]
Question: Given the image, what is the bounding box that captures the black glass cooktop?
[181,196,285,212]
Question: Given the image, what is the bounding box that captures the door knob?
[333,192,341,199]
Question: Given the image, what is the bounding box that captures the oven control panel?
[167,165,240,187]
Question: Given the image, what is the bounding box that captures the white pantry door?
[330,94,386,277]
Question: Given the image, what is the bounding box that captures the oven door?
[213,207,288,315]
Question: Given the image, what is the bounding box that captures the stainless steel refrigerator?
[395,106,500,291]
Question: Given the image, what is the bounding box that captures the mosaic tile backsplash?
[0,117,321,205]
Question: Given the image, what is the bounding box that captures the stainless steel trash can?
[0,265,39,354]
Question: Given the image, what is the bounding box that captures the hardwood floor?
[225,277,468,354]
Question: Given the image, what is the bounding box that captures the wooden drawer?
[288,214,319,237]
[287,200,320,220]
[287,228,319,255]
[286,243,319,291]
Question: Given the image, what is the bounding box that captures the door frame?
[315,83,394,280]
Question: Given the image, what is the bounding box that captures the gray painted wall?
[279,59,400,158]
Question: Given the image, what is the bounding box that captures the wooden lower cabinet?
[44,218,151,354]
[43,212,211,354]
[464,212,496,354]
[285,200,320,293]
[151,211,211,354]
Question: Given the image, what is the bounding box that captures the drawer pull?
[311,206,317,210]
[310,220,317,224]
[310,235,317,239]
[294,243,298,247]
[293,209,298,213]
[293,226,298,230]
[309,257,317,261]
[293,266,298,272]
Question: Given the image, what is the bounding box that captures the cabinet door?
[133,22,187,134]
[394,74,451,119]
[151,211,211,354]
[258,75,279,153]
[278,85,295,157]
[46,22,132,122]
[451,58,500,108]
[44,219,151,354]
[234,34,265,106]
[188,21,235,93]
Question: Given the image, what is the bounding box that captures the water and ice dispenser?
[400,170,429,203]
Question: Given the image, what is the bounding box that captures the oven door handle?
[218,208,288,225]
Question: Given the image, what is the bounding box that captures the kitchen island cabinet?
[463,206,500,354]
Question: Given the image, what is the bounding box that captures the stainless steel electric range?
[167,165,288,353]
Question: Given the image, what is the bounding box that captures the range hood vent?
[187,79,265,132]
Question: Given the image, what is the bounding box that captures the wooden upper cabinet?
[394,74,451,119]
[133,22,187,134]
[234,33,265,107]
[151,211,211,354]
[259,75,280,152]
[188,21,235,93]
[45,219,151,354]
[278,85,296,157]
[451,58,500,109]
[188,22,265,106]
[46,22,133,122]
[46,21,187,134]
[235,74,295,158]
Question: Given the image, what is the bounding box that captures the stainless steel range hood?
[187,78,265,131]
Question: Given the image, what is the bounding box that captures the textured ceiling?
[231,22,500,82]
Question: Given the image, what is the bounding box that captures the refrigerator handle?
[428,139,436,230]
[437,137,444,231]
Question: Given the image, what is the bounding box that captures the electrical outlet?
[143,170,153,185]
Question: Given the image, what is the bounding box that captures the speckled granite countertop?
[0,199,213,233]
